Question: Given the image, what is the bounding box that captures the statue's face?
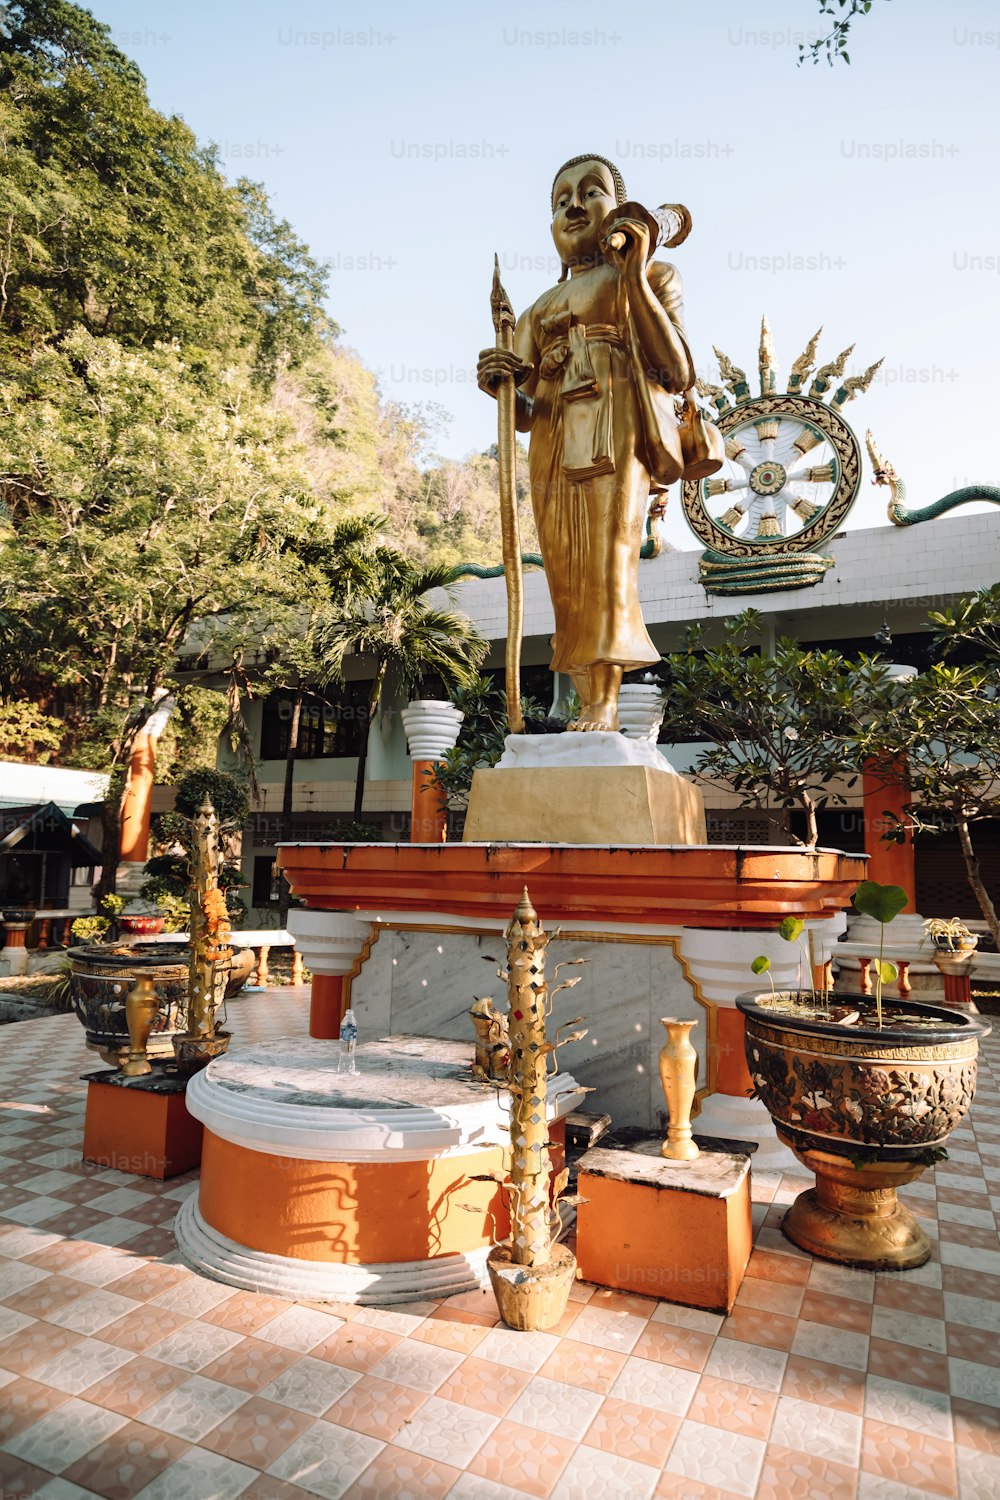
[551,159,618,268]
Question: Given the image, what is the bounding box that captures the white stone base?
[175,1196,490,1305]
[496,731,673,772]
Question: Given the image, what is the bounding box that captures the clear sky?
[90,0,1000,550]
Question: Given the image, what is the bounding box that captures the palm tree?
[313,548,488,819]
[261,514,386,920]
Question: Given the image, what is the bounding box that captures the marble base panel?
[349,922,707,1134]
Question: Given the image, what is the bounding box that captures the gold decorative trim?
[745,1017,978,1064]
[341,921,717,1103]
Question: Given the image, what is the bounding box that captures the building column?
[409,762,447,843]
[287,909,373,1039]
[862,755,916,908]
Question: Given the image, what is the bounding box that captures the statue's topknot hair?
[550,154,627,210]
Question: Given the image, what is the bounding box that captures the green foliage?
[173,769,249,826]
[856,654,1000,947]
[313,547,489,817]
[69,891,123,943]
[155,686,231,783]
[0,0,327,368]
[750,954,776,998]
[930,582,1000,667]
[799,0,885,66]
[432,675,547,811]
[851,880,906,1027]
[778,917,805,944]
[0,329,316,774]
[70,913,108,943]
[0,701,65,762]
[663,610,891,846]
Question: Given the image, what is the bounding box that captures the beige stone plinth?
[463,765,707,846]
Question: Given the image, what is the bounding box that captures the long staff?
[490,255,524,734]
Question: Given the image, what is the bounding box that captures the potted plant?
[738,882,990,1269]
[923,917,979,954]
[481,889,585,1331]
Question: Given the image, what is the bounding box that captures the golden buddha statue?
[477,153,698,732]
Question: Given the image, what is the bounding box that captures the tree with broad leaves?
[661,610,892,848]
[857,588,1000,948]
[0,329,319,894]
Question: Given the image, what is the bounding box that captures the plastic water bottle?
[339,1008,358,1076]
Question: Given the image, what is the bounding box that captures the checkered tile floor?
[1,992,999,1499]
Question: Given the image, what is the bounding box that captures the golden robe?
[514,260,693,675]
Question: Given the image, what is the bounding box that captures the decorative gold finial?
[714,347,750,402]
[696,377,732,416]
[490,253,515,337]
[513,885,536,924]
[758,315,778,395]
[788,327,823,392]
[833,358,884,407]
[808,345,854,398]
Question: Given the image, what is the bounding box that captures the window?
[251,855,280,907]
[259,686,372,761]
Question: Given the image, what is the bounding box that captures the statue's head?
[550,155,627,280]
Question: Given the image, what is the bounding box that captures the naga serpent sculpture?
[866,430,1000,526]
[452,501,667,581]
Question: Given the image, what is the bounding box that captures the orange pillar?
[862,756,916,909]
[310,974,346,1039]
[119,733,156,863]
[410,760,447,843]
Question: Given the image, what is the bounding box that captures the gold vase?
[658,1017,700,1161]
[122,977,159,1077]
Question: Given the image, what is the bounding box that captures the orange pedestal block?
[83,1073,203,1180]
[576,1143,752,1314]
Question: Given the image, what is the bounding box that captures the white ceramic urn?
[400,700,464,760]
[617,682,666,742]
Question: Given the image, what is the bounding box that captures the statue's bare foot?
[570,702,619,733]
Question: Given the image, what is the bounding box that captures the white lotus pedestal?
[288,909,372,1040]
[400,700,463,844]
[176,1034,583,1305]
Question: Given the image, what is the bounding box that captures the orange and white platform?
[279,841,866,1159]
[177,1034,581,1304]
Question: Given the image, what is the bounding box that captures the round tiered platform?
[176,1034,582,1304]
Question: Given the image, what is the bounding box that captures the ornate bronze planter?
[70,943,190,1066]
[737,991,990,1269]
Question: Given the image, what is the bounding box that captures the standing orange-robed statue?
[478,153,711,733]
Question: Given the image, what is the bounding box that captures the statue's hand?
[601,215,650,279]
[477,348,531,396]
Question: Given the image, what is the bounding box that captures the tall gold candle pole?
[491,257,524,735]
[184,795,231,1038]
[659,1017,701,1162]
